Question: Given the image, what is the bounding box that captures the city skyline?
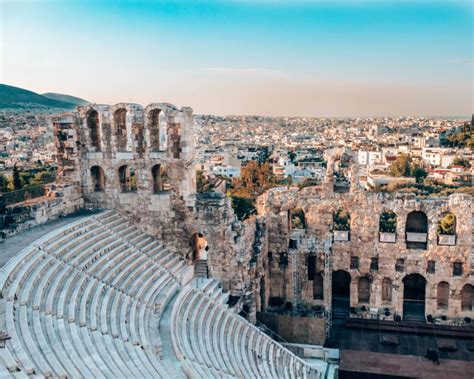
[1,0,472,117]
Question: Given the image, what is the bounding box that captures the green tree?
[438,213,456,235]
[227,161,277,220]
[230,196,256,221]
[389,154,412,177]
[451,157,471,169]
[410,165,428,183]
[29,171,55,187]
[0,173,7,193]
[443,124,474,150]
[228,161,276,199]
[12,165,22,190]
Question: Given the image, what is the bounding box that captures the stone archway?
[332,270,351,319]
[403,273,427,322]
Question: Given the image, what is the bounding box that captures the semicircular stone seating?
[171,279,323,379]
[0,210,188,378]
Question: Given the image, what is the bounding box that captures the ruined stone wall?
[194,193,263,319]
[1,183,83,238]
[257,187,473,321]
[257,312,326,345]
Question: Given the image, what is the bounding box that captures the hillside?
[42,92,89,106]
[0,84,78,111]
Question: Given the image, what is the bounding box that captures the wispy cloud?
[203,67,288,78]
[450,58,473,65]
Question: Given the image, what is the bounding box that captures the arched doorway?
[90,166,105,192]
[403,274,426,322]
[332,270,351,319]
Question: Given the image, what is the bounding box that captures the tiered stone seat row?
[171,279,323,379]
[0,210,185,378]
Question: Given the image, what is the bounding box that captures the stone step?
[194,260,208,278]
[0,210,185,378]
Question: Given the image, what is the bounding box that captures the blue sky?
[1,0,472,116]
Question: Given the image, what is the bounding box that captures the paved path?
[0,210,99,268]
[159,293,186,378]
[340,349,474,379]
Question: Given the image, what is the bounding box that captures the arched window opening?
[118,165,136,193]
[334,208,350,231]
[405,211,428,249]
[333,208,350,241]
[358,277,370,304]
[461,284,473,311]
[437,212,456,246]
[436,282,449,309]
[379,210,397,233]
[90,166,105,192]
[114,108,128,151]
[87,110,101,151]
[382,278,392,303]
[291,208,305,230]
[437,212,456,235]
[148,109,161,151]
[313,273,324,300]
[152,164,170,193]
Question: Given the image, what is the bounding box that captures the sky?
[0,0,472,117]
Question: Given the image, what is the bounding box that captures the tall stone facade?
[256,186,473,325]
[53,103,197,254]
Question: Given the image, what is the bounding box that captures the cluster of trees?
[389,154,428,183]
[379,179,474,198]
[227,161,276,220]
[442,124,474,150]
[0,166,56,192]
[196,170,217,193]
[451,157,472,169]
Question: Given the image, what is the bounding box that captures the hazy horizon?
[1,0,472,117]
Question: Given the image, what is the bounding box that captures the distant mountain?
[42,92,89,106]
[0,84,79,112]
